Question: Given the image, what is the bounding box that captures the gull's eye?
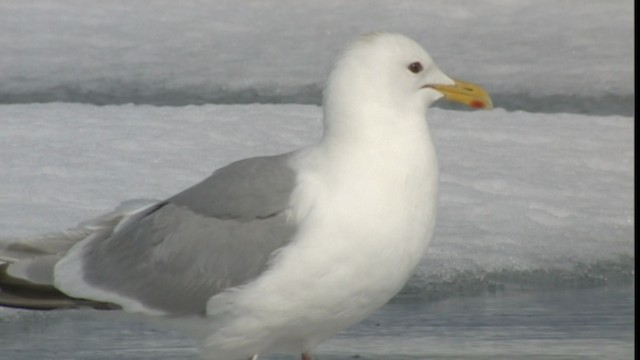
[407,61,423,74]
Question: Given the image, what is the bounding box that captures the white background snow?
[0,0,634,114]
[0,0,634,295]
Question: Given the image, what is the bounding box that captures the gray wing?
[168,153,295,220]
[57,154,298,315]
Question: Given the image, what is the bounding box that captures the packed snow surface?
[0,0,633,115]
[0,104,633,296]
[0,2,633,359]
[0,0,634,297]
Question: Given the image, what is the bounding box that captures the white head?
[322,33,491,138]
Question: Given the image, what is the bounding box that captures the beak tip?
[432,79,493,110]
[471,99,493,110]
[470,100,485,109]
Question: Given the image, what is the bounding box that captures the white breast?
[271,121,436,343]
[289,126,438,303]
[204,113,439,355]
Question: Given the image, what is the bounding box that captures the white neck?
[291,105,439,242]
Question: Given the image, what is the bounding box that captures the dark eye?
[407,61,423,74]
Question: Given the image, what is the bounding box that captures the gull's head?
[323,33,492,122]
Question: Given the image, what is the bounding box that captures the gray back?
[77,154,298,315]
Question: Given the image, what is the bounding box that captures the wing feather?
[54,154,298,315]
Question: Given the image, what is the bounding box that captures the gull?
[0,32,492,360]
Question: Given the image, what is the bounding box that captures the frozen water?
[0,104,633,297]
[0,1,633,358]
[0,285,633,359]
[0,0,633,114]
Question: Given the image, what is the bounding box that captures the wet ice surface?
[0,285,633,359]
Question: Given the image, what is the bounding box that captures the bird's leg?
[301,352,312,360]
[247,355,258,360]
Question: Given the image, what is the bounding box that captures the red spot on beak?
[470,100,484,109]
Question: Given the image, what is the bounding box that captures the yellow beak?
[429,79,493,109]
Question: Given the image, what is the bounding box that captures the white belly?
[204,138,438,355]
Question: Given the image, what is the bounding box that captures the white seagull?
[0,32,492,360]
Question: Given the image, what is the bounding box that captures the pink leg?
[301,352,312,360]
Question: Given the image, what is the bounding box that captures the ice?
[0,104,321,235]
[0,0,635,359]
[0,0,633,297]
[0,2,633,359]
[0,104,633,295]
[419,110,633,294]
[0,0,633,114]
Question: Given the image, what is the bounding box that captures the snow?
[0,1,634,115]
[0,0,634,296]
[0,104,321,235]
[0,104,633,295]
